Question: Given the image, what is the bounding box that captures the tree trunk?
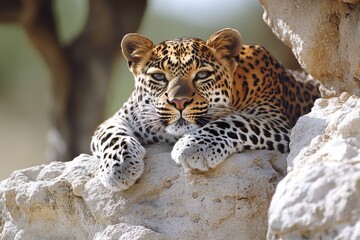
[0,0,147,162]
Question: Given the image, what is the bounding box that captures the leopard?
[91,28,321,191]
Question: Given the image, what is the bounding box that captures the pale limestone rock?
[0,144,286,239]
[267,94,360,239]
[260,0,360,96]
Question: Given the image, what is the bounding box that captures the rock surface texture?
[267,93,360,239]
[260,0,360,238]
[260,0,360,96]
[0,144,287,240]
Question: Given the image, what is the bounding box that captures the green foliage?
[53,0,88,44]
[0,25,49,102]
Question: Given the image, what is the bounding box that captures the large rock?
[260,0,360,96]
[267,93,360,239]
[259,0,360,238]
[0,144,286,239]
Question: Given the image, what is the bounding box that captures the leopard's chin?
[165,118,199,137]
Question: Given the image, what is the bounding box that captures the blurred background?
[0,0,299,180]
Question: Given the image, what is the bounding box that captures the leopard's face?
[121,29,242,136]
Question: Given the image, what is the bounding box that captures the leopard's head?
[121,28,242,136]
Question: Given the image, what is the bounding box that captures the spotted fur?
[91,28,321,191]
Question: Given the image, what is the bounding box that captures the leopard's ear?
[121,33,154,71]
[206,28,242,60]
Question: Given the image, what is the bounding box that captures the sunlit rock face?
[260,1,360,238]
[0,144,286,239]
[260,0,360,96]
[267,93,360,239]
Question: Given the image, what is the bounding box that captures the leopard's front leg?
[91,118,146,191]
[171,114,290,171]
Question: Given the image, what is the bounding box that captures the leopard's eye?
[151,73,167,81]
[195,70,211,80]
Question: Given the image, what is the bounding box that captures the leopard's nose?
[170,98,191,111]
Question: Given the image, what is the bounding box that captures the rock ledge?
[268,94,360,239]
[0,144,286,239]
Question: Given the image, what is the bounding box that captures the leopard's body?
[91,29,321,191]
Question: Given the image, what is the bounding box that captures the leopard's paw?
[98,139,146,191]
[99,156,145,191]
[171,134,229,171]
